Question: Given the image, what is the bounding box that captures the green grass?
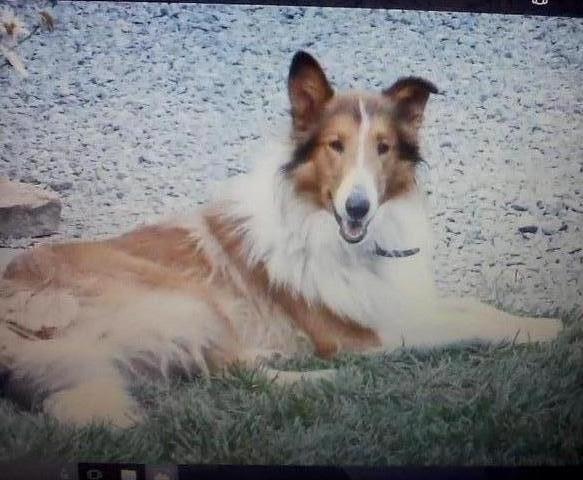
[1,313,582,465]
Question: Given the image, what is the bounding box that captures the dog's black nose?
[346,192,370,221]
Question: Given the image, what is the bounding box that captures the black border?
[2,462,583,479]
[176,465,583,479]
[101,0,583,17]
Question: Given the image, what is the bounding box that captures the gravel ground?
[1,2,582,316]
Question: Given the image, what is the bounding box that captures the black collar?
[374,244,420,258]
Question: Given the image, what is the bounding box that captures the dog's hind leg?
[5,337,141,428]
[4,353,135,429]
[260,367,337,385]
[0,279,137,427]
[1,286,243,427]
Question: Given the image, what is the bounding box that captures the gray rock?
[0,178,62,238]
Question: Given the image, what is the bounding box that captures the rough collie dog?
[0,52,561,427]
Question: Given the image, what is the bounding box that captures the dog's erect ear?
[288,51,334,135]
[382,77,438,132]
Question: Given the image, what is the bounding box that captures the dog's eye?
[329,140,344,153]
[377,142,390,155]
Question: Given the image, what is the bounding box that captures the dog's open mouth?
[339,219,368,243]
[332,205,370,244]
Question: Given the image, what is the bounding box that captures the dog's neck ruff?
[215,141,429,268]
[208,140,435,329]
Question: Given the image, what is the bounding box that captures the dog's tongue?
[340,220,367,243]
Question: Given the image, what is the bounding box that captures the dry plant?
[0,0,57,77]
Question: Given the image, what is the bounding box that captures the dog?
[0,51,562,427]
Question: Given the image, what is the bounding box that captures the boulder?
[0,177,61,238]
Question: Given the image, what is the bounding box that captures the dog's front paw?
[511,316,563,344]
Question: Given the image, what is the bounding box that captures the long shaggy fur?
[0,53,562,427]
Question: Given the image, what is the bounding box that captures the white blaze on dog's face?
[283,51,438,244]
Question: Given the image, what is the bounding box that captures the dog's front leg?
[379,297,562,350]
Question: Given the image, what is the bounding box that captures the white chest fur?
[216,143,439,340]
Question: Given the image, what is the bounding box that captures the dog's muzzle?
[332,204,370,244]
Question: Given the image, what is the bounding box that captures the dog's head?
[282,51,438,244]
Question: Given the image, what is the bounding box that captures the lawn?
[0,311,582,466]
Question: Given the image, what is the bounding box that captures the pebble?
[518,225,538,234]
[50,181,74,192]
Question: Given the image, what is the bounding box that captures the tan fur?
[1,202,382,362]
[203,211,382,357]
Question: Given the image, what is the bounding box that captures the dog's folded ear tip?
[426,81,440,95]
[291,50,316,64]
[289,51,319,78]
